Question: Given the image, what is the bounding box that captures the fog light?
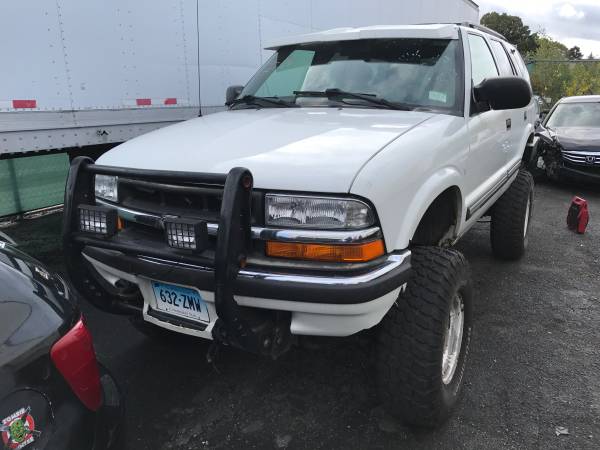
[164,220,208,251]
[78,205,117,236]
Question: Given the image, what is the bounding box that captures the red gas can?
[567,197,590,234]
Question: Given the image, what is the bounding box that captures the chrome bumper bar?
[96,198,382,244]
[238,252,409,287]
[84,247,412,305]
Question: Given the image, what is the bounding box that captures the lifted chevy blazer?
[63,23,535,426]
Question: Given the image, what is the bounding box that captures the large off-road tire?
[490,169,534,261]
[376,247,473,428]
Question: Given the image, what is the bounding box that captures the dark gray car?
[0,233,122,449]
[534,95,600,183]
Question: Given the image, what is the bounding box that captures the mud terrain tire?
[376,247,473,427]
[490,169,534,261]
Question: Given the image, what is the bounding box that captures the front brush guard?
[62,157,291,358]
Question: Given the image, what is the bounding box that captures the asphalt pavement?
[5,179,600,450]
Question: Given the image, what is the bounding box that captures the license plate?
[151,281,210,323]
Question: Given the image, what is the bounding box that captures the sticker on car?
[1,407,40,450]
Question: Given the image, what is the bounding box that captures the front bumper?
[81,245,410,338]
[559,162,600,183]
[63,157,411,355]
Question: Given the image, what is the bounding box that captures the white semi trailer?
[0,0,478,157]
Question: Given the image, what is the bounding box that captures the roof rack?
[459,22,507,41]
[417,22,508,41]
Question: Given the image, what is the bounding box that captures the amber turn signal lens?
[266,240,385,263]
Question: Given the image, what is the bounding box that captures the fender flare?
[392,166,464,250]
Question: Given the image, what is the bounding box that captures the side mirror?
[474,77,532,110]
[225,85,244,106]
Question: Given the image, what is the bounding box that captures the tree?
[564,63,600,96]
[587,52,595,60]
[529,36,570,103]
[481,12,539,54]
[567,46,583,60]
[530,35,600,102]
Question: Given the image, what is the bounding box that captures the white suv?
[63,23,535,427]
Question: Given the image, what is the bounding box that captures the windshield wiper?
[229,95,297,109]
[294,89,412,111]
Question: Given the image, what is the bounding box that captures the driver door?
[464,32,510,219]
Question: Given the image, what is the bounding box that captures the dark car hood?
[553,127,600,152]
[0,241,78,371]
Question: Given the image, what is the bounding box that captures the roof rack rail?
[417,22,508,41]
[459,22,507,41]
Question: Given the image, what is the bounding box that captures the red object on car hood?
[50,318,102,411]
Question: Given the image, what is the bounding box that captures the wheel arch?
[390,167,465,250]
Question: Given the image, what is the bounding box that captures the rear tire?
[490,169,534,261]
[376,247,473,428]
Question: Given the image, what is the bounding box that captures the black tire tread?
[490,169,534,261]
[376,247,471,427]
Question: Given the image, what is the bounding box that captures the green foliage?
[565,63,600,96]
[530,36,569,103]
[482,10,599,103]
[567,46,583,60]
[481,12,538,54]
[534,35,568,59]
[529,35,600,102]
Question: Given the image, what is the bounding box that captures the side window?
[468,34,499,85]
[514,51,531,82]
[505,44,530,81]
[490,40,515,76]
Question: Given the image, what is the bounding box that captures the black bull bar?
[62,157,291,358]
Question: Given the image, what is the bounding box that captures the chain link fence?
[527,59,600,108]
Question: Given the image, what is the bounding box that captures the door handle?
[506,118,512,130]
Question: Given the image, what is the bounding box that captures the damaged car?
[533,95,600,183]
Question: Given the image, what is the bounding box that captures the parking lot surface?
[6,180,600,450]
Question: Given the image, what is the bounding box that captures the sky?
[477,0,600,57]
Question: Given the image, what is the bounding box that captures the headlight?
[94,175,118,202]
[265,194,375,229]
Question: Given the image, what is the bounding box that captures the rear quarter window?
[507,46,530,81]
[490,40,515,76]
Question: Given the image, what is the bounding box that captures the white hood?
[97,108,433,192]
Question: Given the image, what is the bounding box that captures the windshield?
[546,102,600,128]
[240,38,464,114]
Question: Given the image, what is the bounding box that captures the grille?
[119,178,222,222]
[117,177,263,226]
[562,151,600,167]
[99,177,263,257]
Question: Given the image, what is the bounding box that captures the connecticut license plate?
[151,281,210,323]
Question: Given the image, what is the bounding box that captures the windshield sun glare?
[240,38,464,114]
